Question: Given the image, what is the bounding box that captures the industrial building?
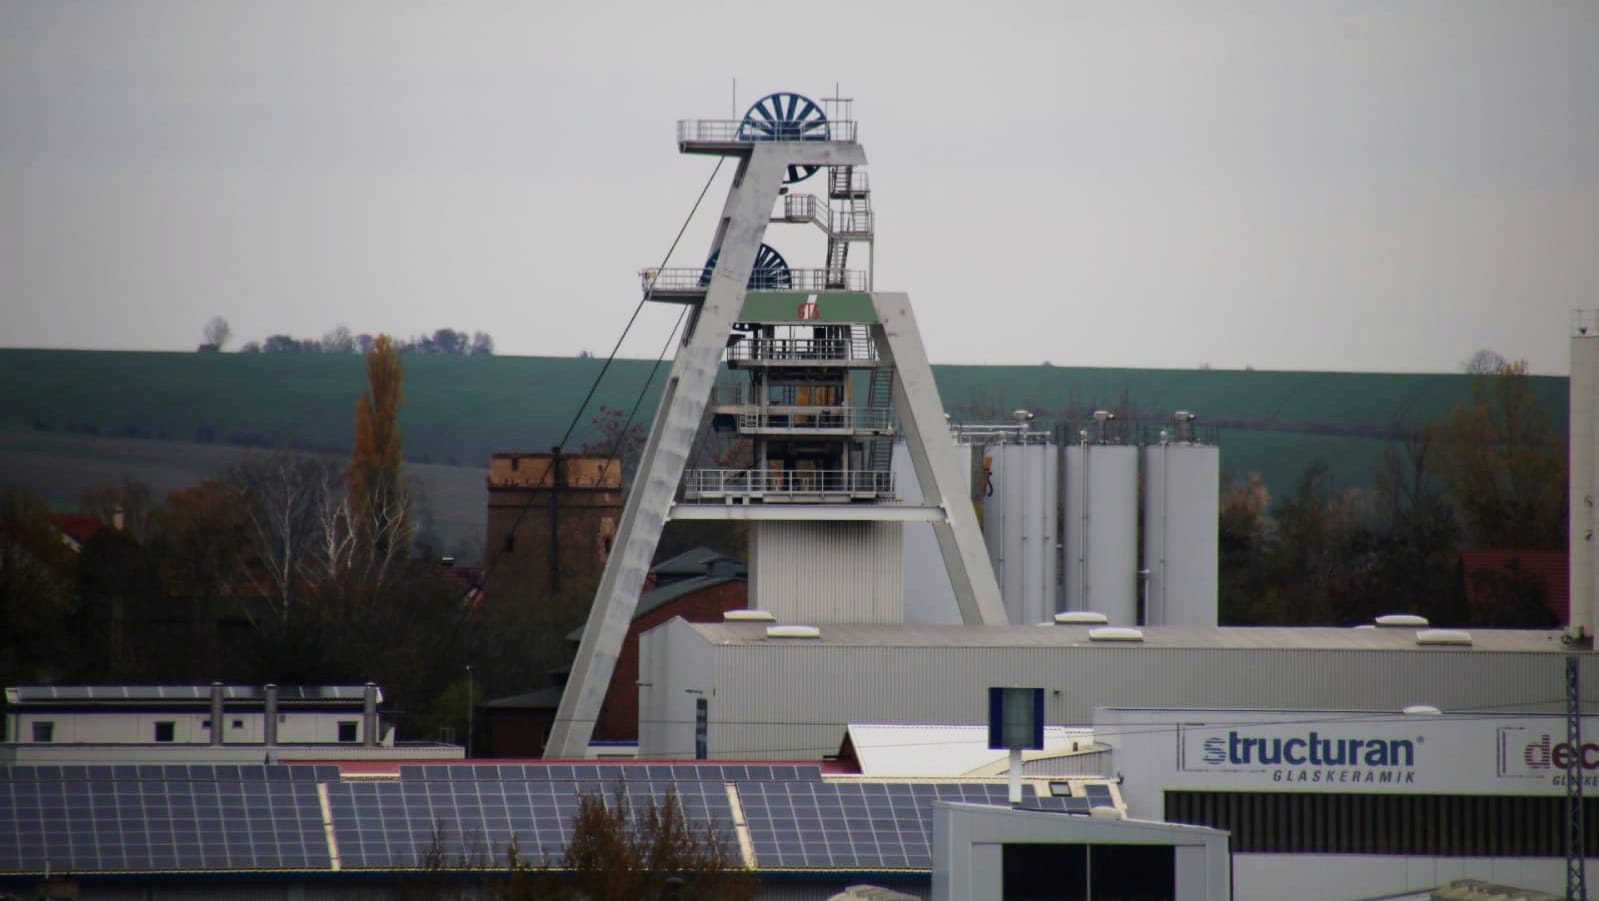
[542,91,1599,900]
[3,90,1591,900]
[1,684,463,766]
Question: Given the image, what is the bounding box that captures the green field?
[0,349,1567,564]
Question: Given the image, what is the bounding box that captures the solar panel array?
[0,765,331,873]
[0,762,1113,876]
[398,762,821,782]
[329,777,733,869]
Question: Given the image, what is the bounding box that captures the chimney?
[363,683,379,748]
[263,684,278,747]
[209,682,225,747]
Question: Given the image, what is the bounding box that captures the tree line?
[1218,360,1565,627]
[5,336,502,743]
[200,316,494,356]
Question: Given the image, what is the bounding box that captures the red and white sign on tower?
[797,294,820,320]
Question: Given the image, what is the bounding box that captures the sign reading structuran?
[1099,708,1599,813]
[738,292,877,323]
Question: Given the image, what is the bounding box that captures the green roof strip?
[738,292,877,323]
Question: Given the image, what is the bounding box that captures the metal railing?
[777,194,872,238]
[677,119,858,145]
[642,268,868,294]
[734,407,895,432]
[681,468,894,501]
[725,336,877,363]
[829,167,869,196]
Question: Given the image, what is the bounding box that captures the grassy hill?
[0,349,1567,563]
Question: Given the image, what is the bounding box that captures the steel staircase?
[863,358,895,474]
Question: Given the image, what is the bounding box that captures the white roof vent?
[1088,805,1124,820]
[1055,611,1110,625]
[1352,624,1377,630]
[1375,614,1429,627]
[724,609,776,622]
[1416,629,1472,646]
[1403,704,1443,715]
[1088,626,1144,642]
[766,624,821,639]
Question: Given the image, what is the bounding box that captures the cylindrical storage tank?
[1063,441,1139,625]
[1143,434,1220,627]
[1572,322,1599,639]
[984,441,1060,625]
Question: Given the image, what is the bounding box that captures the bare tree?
[230,451,336,622]
[1461,348,1508,375]
[322,324,356,354]
[201,316,232,352]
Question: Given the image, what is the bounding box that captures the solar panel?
[738,780,1010,870]
[1084,783,1115,807]
[395,762,821,783]
[327,778,736,870]
[2,760,1035,878]
[0,769,333,873]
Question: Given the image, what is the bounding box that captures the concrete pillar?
[209,682,225,747]
[1572,325,1599,640]
[263,684,278,747]
[363,683,378,748]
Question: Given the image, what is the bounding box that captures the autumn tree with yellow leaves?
[347,334,414,589]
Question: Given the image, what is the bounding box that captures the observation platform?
[669,502,945,523]
[642,268,867,301]
[679,468,895,504]
[725,336,881,369]
[775,194,873,239]
[675,119,858,154]
[712,406,895,438]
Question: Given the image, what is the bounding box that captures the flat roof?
[682,622,1575,653]
[6,685,379,704]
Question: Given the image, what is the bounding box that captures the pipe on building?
[263,683,278,747]
[209,682,225,747]
[363,682,378,748]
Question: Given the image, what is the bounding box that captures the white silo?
[1142,412,1220,627]
[980,412,1060,626]
[1063,412,1139,625]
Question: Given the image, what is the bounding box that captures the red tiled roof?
[1460,549,1568,622]
[52,514,104,548]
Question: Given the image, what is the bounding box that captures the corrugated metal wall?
[751,521,903,624]
[1063,445,1139,624]
[986,443,1059,625]
[1144,444,1220,626]
[681,642,1599,760]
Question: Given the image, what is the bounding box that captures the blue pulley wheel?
[701,243,792,290]
[738,92,827,184]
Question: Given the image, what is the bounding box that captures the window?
[154,721,175,742]
[1165,790,1599,857]
[232,719,244,730]
[338,721,358,743]
[31,722,54,743]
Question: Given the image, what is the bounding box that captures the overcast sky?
[2,1,1595,374]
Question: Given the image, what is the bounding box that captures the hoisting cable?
[460,155,726,617]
